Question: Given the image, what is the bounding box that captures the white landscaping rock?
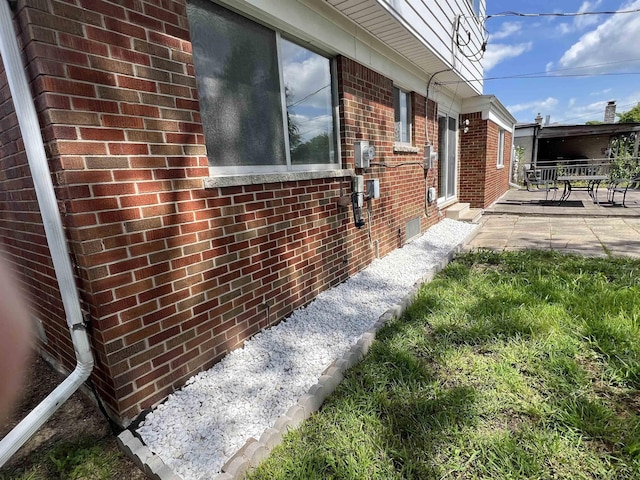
[136,219,476,480]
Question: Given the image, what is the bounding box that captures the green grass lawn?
[249,250,640,480]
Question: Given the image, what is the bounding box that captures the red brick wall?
[458,113,511,209]
[337,56,439,260]
[458,112,486,207]
[483,122,512,207]
[0,2,442,423]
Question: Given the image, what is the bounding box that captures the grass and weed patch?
[0,435,128,480]
[249,250,640,479]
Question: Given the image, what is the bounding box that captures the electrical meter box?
[424,145,438,169]
[366,179,380,199]
[354,140,375,168]
[427,187,437,203]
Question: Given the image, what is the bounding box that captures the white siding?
[213,0,483,98]
[326,0,485,95]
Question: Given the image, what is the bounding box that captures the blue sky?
[483,0,640,124]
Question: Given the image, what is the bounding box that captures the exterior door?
[438,115,457,201]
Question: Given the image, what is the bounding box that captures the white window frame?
[188,1,341,177]
[497,127,505,168]
[393,87,412,145]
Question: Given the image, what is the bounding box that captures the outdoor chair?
[607,176,640,207]
[524,165,558,201]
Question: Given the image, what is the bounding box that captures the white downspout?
[0,0,94,466]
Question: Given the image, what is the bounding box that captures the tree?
[586,120,602,125]
[285,86,302,150]
[617,103,640,123]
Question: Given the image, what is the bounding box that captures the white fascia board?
[486,111,514,132]
[461,95,517,132]
[515,126,536,138]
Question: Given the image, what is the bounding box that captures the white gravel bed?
[136,219,476,479]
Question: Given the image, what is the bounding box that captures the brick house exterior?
[459,96,516,209]
[0,0,514,424]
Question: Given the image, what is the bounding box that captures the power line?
[506,58,640,78]
[486,8,640,19]
[435,58,640,85]
[286,84,330,109]
[556,101,639,123]
[437,71,640,85]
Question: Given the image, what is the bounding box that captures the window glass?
[188,0,285,167]
[187,0,337,173]
[281,39,335,165]
[438,115,457,200]
[394,87,411,144]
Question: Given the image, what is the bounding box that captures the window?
[187,0,338,175]
[497,128,505,167]
[468,0,480,15]
[393,87,411,144]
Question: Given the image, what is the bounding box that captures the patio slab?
[465,187,640,258]
[466,214,640,258]
[486,188,640,217]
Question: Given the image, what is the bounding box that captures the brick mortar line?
[116,222,481,480]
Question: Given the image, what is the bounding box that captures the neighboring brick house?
[0,0,514,424]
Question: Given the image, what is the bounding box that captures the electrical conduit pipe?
[0,0,94,466]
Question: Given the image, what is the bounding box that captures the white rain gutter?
[0,0,94,466]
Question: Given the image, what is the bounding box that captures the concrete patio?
[466,187,640,258]
[484,186,640,217]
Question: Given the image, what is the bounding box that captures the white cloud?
[281,44,332,110]
[483,42,533,71]
[590,88,612,96]
[556,99,610,123]
[558,0,640,73]
[489,22,522,41]
[575,0,603,29]
[557,92,640,123]
[507,97,559,115]
[556,0,603,35]
[545,61,555,72]
[289,113,332,142]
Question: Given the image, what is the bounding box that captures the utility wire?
[486,8,640,19]
[437,71,640,85]
[434,58,640,85]
[556,101,640,123]
[501,58,640,78]
[286,84,330,108]
[370,162,425,168]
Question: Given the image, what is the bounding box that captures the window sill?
[438,196,458,209]
[393,143,420,154]
[496,165,505,170]
[203,169,355,189]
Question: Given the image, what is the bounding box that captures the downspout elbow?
[0,327,94,466]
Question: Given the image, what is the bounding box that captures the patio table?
[556,175,609,205]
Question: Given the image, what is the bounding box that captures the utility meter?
[427,187,437,203]
[354,141,375,168]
